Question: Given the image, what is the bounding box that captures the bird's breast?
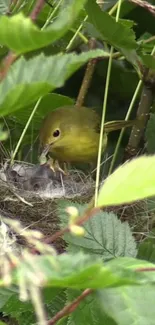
[49,133,107,163]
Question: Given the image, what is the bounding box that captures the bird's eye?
[53,129,60,137]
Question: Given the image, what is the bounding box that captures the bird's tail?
[104,119,138,133]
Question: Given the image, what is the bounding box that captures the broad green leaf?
[145,113,155,154]
[0,50,104,116]
[67,289,116,325]
[0,0,87,54]
[140,54,155,69]
[137,238,155,263]
[58,201,137,260]
[12,94,74,129]
[107,256,155,271]
[10,253,155,290]
[0,287,65,325]
[85,0,137,50]
[97,155,155,207]
[0,288,14,308]
[98,285,155,325]
[0,0,10,15]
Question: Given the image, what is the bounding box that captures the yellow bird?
[39,105,135,169]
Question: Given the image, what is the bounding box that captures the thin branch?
[142,35,155,44]
[30,0,46,21]
[136,267,155,272]
[44,207,100,244]
[75,38,98,108]
[0,52,17,81]
[128,0,155,16]
[48,289,93,325]
[125,83,154,159]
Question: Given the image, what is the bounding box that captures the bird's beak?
[41,144,52,156]
[39,144,52,165]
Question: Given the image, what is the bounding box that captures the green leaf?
[85,0,137,50]
[140,54,155,69]
[0,0,10,15]
[11,253,155,290]
[0,0,87,54]
[12,94,74,129]
[137,238,155,263]
[0,124,8,140]
[98,285,155,325]
[0,287,65,325]
[58,201,137,260]
[97,155,155,207]
[0,50,104,116]
[0,288,14,308]
[145,113,155,154]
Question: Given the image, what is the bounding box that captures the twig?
[125,83,154,159]
[142,35,155,44]
[136,267,155,272]
[128,0,155,16]
[75,38,98,108]
[44,207,100,244]
[125,43,155,160]
[0,52,17,81]
[30,0,46,21]
[48,288,93,325]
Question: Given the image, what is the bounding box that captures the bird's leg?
[47,157,67,175]
[63,162,70,175]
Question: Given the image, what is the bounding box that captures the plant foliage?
[0,0,155,324]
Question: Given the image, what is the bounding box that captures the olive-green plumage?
[40,106,134,164]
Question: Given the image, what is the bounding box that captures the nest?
[0,161,155,252]
[0,162,95,251]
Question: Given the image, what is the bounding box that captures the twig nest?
[0,162,94,251]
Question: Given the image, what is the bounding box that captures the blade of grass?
[94,0,122,207]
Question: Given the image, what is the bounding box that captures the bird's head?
[39,106,82,156]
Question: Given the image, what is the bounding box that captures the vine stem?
[66,16,88,52]
[94,46,114,207]
[10,98,42,164]
[30,0,46,21]
[75,38,98,108]
[108,80,142,174]
[42,0,64,29]
[94,0,122,207]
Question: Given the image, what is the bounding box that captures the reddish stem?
[48,289,93,325]
[30,0,46,21]
[44,207,100,244]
